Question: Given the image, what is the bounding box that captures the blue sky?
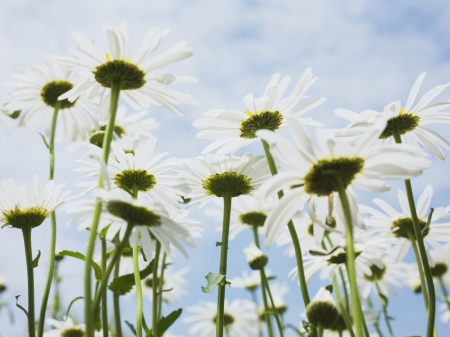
[1,0,450,336]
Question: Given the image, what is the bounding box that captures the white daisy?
[229,270,272,291]
[257,117,432,246]
[56,23,197,123]
[184,299,259,337]
[265,282,289,315]
[193,68,325,154]
[97,188,194,259]
[335,72,450,161]
[359,185,450,263]
[206,196,273,240]
[177,153,271,208]
[76,136,184,207]
[0,175,70,229]
[429,244,450,288]
[3,61,97,142]
[43,317,104,337]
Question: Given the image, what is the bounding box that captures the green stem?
[261,269,284,337]
[249,289,263,337]
[22,227,36,337]
[85,83,121,337]
[261,140,310,306]
[101,238,108,337]
[317,323,324,337]
[152,242,161,337]
[51,261,61,319]
[37,102,60,337]
[375,283,393,337]
[335,181,363,337]
[216,192,232,337]
[157,252,167,321]
[133,243,143,337]
[252,226,261,248]
[260,270,274,337]
[408,234,429,307]
[113,253,123,337]
[440,278,450,304]
[392,130,436,337]
[332,276,355,337]
[366,297,383,337]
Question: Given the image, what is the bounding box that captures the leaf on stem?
[64,296,84,320]
[125,320,137,336]
[59,250,102,281]
[157,308,182,336]
[14,296,28,318]
[31,250,41,268]
[201,272,225,293]
[109,259,154,295]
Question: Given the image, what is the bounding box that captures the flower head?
[43,317,104,337]
[243,243,268,270]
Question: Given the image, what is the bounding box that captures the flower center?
[106,201,161,227]
[327,250,362,265]
[61,328,85,337]
[239,111,283,139]
[89,125,126,148]
[1,207,49,229]
[306,300,339,329]
[93,60,146,90]
[304,158,365,196]
[239,211,267,227]
[203,172,253,197]
[364,264,386,282]
[379,111,420,139]
[40,80,76,109]
[0,284,6,293]
[114,169,157,195]
[213,313,235,326]
[143,277,163,289]
[307,223,314,236]
[391,217,429,239]
[431,262,448,278]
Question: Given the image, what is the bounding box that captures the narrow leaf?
[99,224,111,239]
[109,260,154,295]
[3,109,21,119]
[60,250,102,281]
[125,320,137,336]
[201,272,225,293]
[158,308,182,336]
[31,250,41,268]
[64,296,84,320]
[15,296,28,318]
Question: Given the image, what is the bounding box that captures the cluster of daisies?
[0,21,449,337]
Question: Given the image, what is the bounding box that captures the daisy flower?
[359,185,450,263]
[429,245,450,288]
[76,136,184,207]
[97,188,194,259]
[206,196,273,240]
[265,282,289,315]
[306,287,339,330]
[229,270,272,291]
[43,317,104,337]
[257,117,432,246]
[56,23,197,123]
[3,61,97,142]
[193,68,325,154]
[335,72,450,161]
[0,175,70,230]
[177,153,271,208]
[184,299,259,337]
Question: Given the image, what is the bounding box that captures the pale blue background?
[1,0,450,336]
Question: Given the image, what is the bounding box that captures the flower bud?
[0,276,7,293]
[244,243,268,270]
[306,287,339,329]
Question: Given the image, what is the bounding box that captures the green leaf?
[138,246,148,262]
[158,308,182,336]
[64,296,84,320]
[201,272,225,293]
[3,109,20,119]
[15,296,28,318]
[31,250,41,268]
[325,284,333,294]
[99,224,111,239]
[125,320,137,336]
[109,260,154,295]
[285,323,307,337]
[39,133,51,150]
[59,250,102,281]
[142,315,152,335]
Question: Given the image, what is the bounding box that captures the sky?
[1,0,450,336]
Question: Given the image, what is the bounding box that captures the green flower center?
[329,314,347,332]
[304,157,365,196]
[114,169,157,194]
[364,264,386,282]
[327,251,362,265]
[0,284,6,293]
[61,328,85,337]
[239,211,267,227]
[1,207,49,229]
[40,80,76,109]
[307,223,314,236]
[380,111,420,139]
[391,217,429,239]
[93,60,146,90]
[143,277,164,289]
[306,300,339,329]
[89,125,126,148]
[239,111,283,139]
[431,262,448,278]
[106,201,161,227]
[213,313,235,326]
[203,172,253,197]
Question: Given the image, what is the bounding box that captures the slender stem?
[260,270,274,337]
[408,234,429,307]
[133,243,143,337]
[261,140,310,306]
[113,253,123,337]
[157,252,167,321]
[261,269,284,337]
[249,289,263,337]
[152,242,161,337]
[439,278,450,305]
[37,102,60,337]
[92,225,133,315]
[335,181,363,337]
[332,276,355,337]
[366,296,383,337]
[317,323,324,337]
[375,283,393,337]
[51,261,61,319]
[392,130,436,337]
[85,83,121,337]
[216,192,232,337]
[101,238,108,337]
[252,226,261,248]
[22,227,36,337]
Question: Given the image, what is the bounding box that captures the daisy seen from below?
[184,299,259,337]
[193,68,325,154]
[229,269,272,292]
[3,61,97,142]
[56,23,197,123]
[335,72,450,161]
[43,317,104,337]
